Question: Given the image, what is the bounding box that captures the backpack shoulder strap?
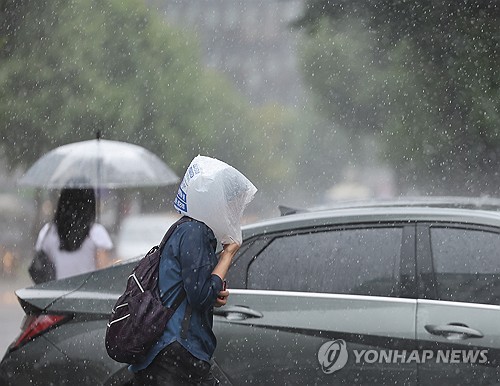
[158,216,191,308]
[158,216,192,252]
[38,223,53,253]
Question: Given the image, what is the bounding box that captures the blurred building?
[150,0,306,107]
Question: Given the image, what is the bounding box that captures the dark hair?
[54,188,96,251]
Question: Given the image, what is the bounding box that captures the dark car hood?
[15,259,137,315]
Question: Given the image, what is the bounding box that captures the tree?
[0,0,253,174]
[296,0,500,195]
[0,0,314,212]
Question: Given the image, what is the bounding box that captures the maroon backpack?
[105,217,190,364]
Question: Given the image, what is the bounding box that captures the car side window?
[225,237,271,288]
[430,227,500,305]
[247,227,403,297]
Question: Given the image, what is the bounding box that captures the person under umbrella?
[34,187,113,281]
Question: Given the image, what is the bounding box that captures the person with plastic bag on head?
[131,155,257,386]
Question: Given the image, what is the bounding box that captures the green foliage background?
[4,0,496,210]
[297,0,499,195]
[1,0,247,169]
[0,0,327,217]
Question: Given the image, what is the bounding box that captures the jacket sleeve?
[178,224,223,311]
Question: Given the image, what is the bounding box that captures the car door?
[213,223,418,385]
[416,223,500,385]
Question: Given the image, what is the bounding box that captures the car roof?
[242,196,500,239]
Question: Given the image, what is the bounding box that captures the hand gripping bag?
[173,156,257,244]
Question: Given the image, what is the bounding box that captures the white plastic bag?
[173,155,257,244]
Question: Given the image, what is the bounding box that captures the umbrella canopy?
[18,139,179,189]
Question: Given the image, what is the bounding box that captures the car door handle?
[214,305,263,321]
[425,323,484,340]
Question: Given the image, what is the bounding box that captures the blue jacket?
[130,219,223,372]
